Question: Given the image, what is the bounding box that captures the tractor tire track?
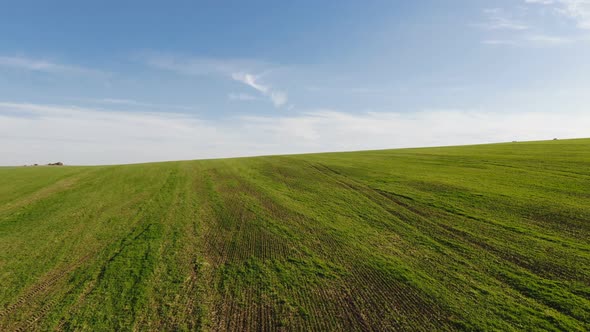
[0,251,96,324]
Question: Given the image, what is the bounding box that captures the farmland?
[0,138,589,331]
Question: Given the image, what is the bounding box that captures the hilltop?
[1,139,589,331]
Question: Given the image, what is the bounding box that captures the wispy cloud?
[481,39,520,45]
[478,8,529,30]
[145,54,266,76]
[228,93,260,101]
[524,0,555,5]
[231,72,270,93]
[559,1,590,29]
[524,0,555,4]
[479,1,590,46]
[146,54,288,108]
[526,34,574,44]
[269,91,288,108]
[71,97,195,111]
[231,72,288,107]
[1,102,588,165]
[525,0,590,29]
[482,34,575,46]
[0,55,104,76]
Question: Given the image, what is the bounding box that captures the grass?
[0,138,589,331]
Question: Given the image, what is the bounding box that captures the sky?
[1,0,589,165]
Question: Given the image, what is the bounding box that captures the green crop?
[1,138,588,331]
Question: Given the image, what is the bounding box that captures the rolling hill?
[1,139,589,331]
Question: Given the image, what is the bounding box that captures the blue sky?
[1,0,590,165]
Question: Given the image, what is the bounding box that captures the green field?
[1,139,589,331]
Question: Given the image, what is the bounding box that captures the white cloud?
[146,54,266,76]
[558,0,590,29]
[146,54,288,108]
[71,98,196,111]
[483,34,576,46]
[479,8,529,30]
[270,91,288,107]
[231,72,288,107]
[0,56,57,71]
[228,93,260,101]
[0,55,104,76]
[525,0,590,29]
[1,102,588,165]
[526,34,574,44]
[481,39,519,45]
[525,0,555,4]
[481,1,590,46]
[231,72,270,93]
